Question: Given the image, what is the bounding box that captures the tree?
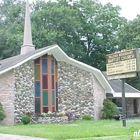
[117,16,140,90]
[0,0,126,72]
[31,0,84,59]
[0,0,25,59]
[117,16,140,50]
[31,0,126,70]
[74,0,126,70]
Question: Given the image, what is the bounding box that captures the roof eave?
[0,44,114,94]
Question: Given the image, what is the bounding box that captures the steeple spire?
[20,0,35,55]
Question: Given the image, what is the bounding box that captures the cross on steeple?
[20,0,35,55]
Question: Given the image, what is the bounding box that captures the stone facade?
[126,98,134,117]
[35,116,68,124]
[0,70,15,125]
[58,62,105,120]
[14,60,35,123]
[112,98,140,117]
[93,76,105,120]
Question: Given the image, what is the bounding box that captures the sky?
[27,0,140,20]
[0,0,139,20]
[101,0,140,20]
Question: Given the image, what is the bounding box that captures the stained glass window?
[52,75,54,89]
[56,82,58,97]
[42,59,47,73]
[56,98,58,111]
[35,65,40,80]
[42,54,48,58]
[35,98,40,113]
[52,107,55,112]
[52,91,55,105]
[35,56,58,114]
[42,75,48,89]
[35,82,40,97]
[51,59,54,74]
[43,107,48,113]
[35,58,40,64]
[43,90,48,106]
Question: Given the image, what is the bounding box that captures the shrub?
[0,102,6,121]
[82,114,92,120]
[21,116,31,125]
[102,99,119,119]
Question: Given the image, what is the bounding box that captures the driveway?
[0,134,49,140]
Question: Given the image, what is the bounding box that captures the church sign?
[106,49,140,79]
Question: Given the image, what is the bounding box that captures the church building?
[0,0,118,125]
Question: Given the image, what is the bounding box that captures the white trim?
[113,92,140,98]
[0,45,57,75]
[0,44,114,93]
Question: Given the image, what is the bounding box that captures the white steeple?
[20,0,35,55]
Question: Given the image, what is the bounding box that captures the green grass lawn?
[0,120,140,140]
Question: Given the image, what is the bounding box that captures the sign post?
[106,48,140,127]
[122,79,126,127]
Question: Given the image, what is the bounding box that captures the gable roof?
[0,44,113,94]
[102,71,140,98]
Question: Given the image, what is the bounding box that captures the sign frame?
[106,48,140,79]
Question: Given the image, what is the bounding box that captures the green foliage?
[0,120,139,139]
[82,114,92,120]
[102,99,119,119]
[0,0,126,71]
[21,116,31,125]
[116,16,140,91]
[0,102,6,121]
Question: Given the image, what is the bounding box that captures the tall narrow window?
[42,75,48,89]
[35,82,40,97]
[52,91,55,105]
[51,59,54,74]
[34,55,58,114]
[42,59,47,73]
[43,90,48,106]
[35,98,40,113]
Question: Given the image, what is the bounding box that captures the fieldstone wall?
[58,62,97,119]
[113,98,140,117]
[35,116,68,124]
[0,70,15,125]
[14,60,35,123]
[126,98,134,117]
[93,76,105,120]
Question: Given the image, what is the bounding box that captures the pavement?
[0,134,49,140]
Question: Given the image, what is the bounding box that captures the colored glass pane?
[42,54,48,58]
[35,82,40,97]
[43,107,48,113]
[52,91,55,105]
[35,98,40,113]
[56,98,58,111]
[52,107,55,112]
[55,60,57,65]
[55,65,58,81]
[52,75,54,89]
[35,58,40,64]
[42,59,47,73]
[43,90,48,106]
[35,65,40,80]
[56,82,58,97]
[51,59,54,74]
[42,75,48,89]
